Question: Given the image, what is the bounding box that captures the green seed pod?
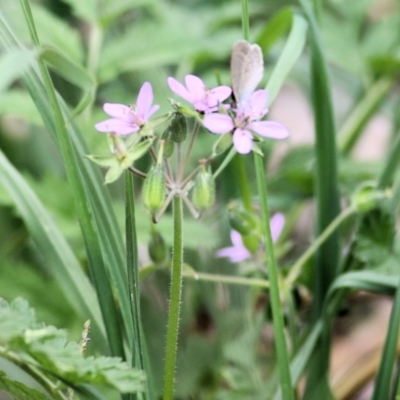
[170,112,187,143]
[143,165,166,214]
[212,132,233,157]
[148,229,168,264]
[227,204,258,236]
[192,168,215,210]
[161,128,174,158]
[242,232,262,254]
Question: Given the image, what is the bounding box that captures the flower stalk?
[254,153,294,400]
[163,195,184,400]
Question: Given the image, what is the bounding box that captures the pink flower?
[203,89,288,154]
[95,82,159,135]
[167,75,232,113]
[216,213,285,263]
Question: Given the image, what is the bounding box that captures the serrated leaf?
[0,371,48,400]
[0,298,146,393]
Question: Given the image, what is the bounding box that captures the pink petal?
[185,75,206,102]
[95,118,139,135]
[147,104,160,119]
[249,121,289,139]
[249,89,268,112]
[233,128,253,154]
[168,77,193,103]
[203,113,234,134]
[209,85,232,104]
[103,103,133,123]
[136,82,153,118]
[270,213,285,242]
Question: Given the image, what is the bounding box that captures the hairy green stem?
[285,205,357,288]
[163,196,184,400]
[254,153,294,400]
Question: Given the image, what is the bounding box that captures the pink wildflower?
[95,82,159,135]
[216,213,285,263]
[167,75,232,113]
[203,89,288,154]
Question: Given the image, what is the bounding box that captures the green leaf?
[0,298,146,393]
[0,149,106,344]
[0,48,35,93]
[255,7,292,55]
[86,154,119,168]
[0,371,48,400]
[266,12,308,104]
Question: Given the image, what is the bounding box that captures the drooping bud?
[170,112,187,143]
[143,165,166,215]
[241,231,262,254]
[192,166,215,210]
[161,127,174,158]
[227,203,259,236]
[148,229,168,264]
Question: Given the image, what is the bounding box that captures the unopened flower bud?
[192,167,215,210]
[170,112,187,143]
[227,204,259,236]
[148,229,168,264]
[242,232,262,254]
[161,128,174,158]
[143,165,166,214]
[352,181,389,213]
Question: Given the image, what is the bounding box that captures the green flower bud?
[227,204,259,236]
[161,128,174,158]
[192,168,215,210]
[148,229,168,264]
[143,165,166,215]
[170,112,187,143]
[351,181,389,213]
[242,232,262,254]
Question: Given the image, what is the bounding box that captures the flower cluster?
[95,75,288,155]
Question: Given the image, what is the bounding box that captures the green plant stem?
[285,205,357,288]
[163,196,184,400]
[241,0,250,40]
[235,155,253,212]
[179,121,200,182]
[339,77,393,155]
[0,348,67,400]
[378,125,400,189]
[125,173,150,400]
[183,270,269,288]
[254,153,294,400]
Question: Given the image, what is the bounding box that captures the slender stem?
[125,173,147,400]
[180,165,201,190]
[163,196,184,400]
[241,0,250,41]
[253,153,294,400]
[235,154,253,212]
[339,77,392,155]
[183,270,269,288]
[128,166,146,179]
[176,143,182,182]
[0,347,67,400]
[179,121,200,182]
[285,205,357,288]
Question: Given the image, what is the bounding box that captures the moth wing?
[230,40,264,104]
